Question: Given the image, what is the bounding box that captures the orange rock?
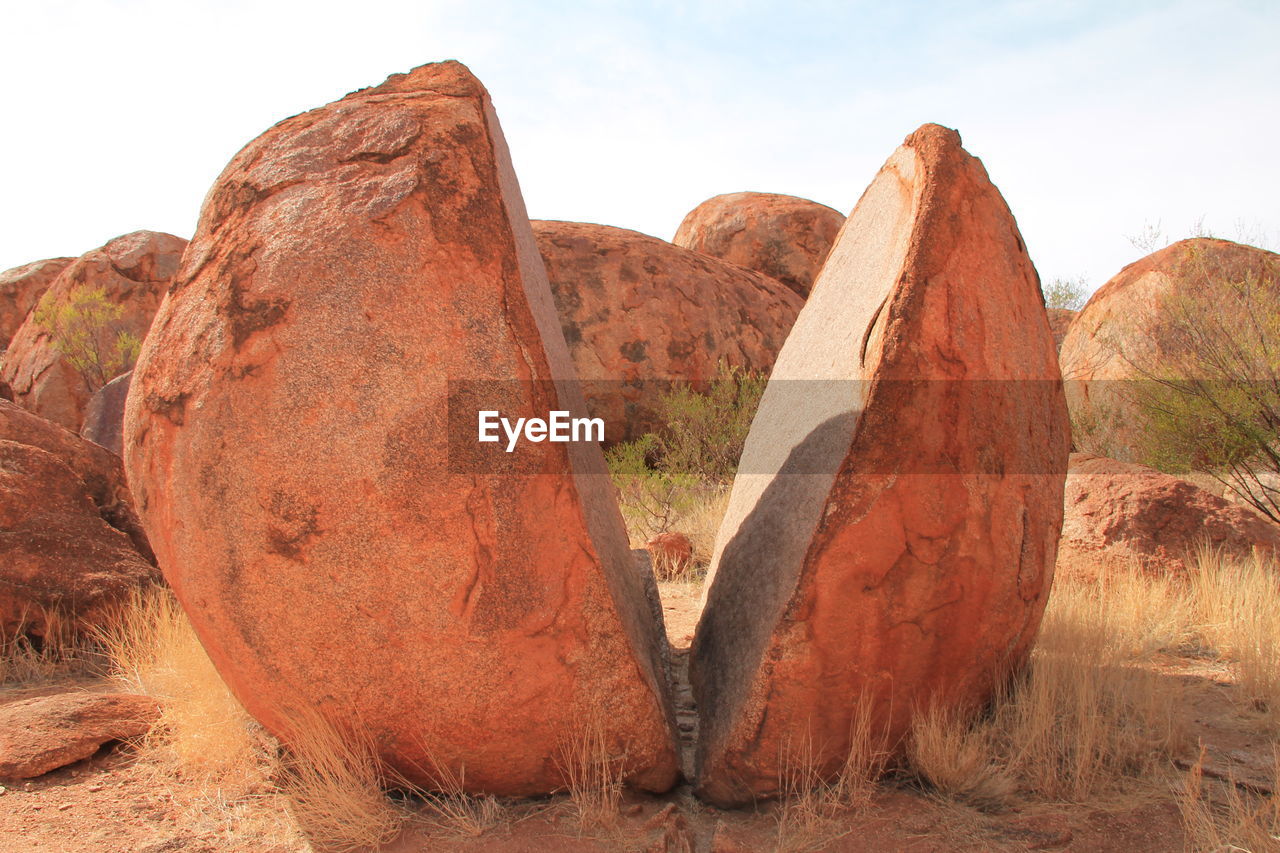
[1060,238,1280,460]
[1060,453,1280,576]
[0,257,73,349]
[124,61,679,796]
[1047,307,1075,353]
[1,231,186,431]
[0,440,159,642]
[0,399,151,562]
[0,692,159,779]
[672,192,845,298]
[690,124,1070,806]
[534,220,801,443]
[645,532,694,576]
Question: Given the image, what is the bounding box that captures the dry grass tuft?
[275,706,403,853]
[399,749,506,839]
[1177,744,1280,852]
[556,710,625,833]
[0,605,96,686]
[1184,545,1280,727]
[909,701,1016,810]
[774,694,892,851]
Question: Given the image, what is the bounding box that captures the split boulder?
[690,124,1070,806]
[124,61,679,796]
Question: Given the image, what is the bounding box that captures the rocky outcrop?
[1060,239,1280,460]
[534,220,801,442]
[0,257,74,349]
[672,192,845,298]
[0,231,186,431]
[1060,453,1280,576]
[0,400,151,562]
[80,370,131,457]
[0,440,159,641]
[124,61,679,796]
[690,124,1070,806]
[0,693,159,779]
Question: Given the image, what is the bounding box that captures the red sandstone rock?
[0,231,186,431]
[124,61,678,796]
[0,257,73,349]
[1059,239,1280,460]
[690,124,1070,806]
[1047,308,1075,353]
[672,192,845,298]
[0,399,151,562]
[533,221,801,443]
[1060,453,1280,576]
[645,532,694,576]
[80,370,131,457]
[0,693,158,779]
[0,440,159,641]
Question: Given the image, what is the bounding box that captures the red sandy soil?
[0,589,1273,852]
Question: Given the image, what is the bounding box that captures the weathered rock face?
[1060,239,1280,460]
[690,124,1070,806]
[0,692,159,779]
[0,440,159,641]
[0,257,74,350]
[672,192,845,298]
[1060,453,1280,576]
[0,399,152,562]
[1047,308,1076,353]
[534,220,801,442]
[81,370,132,457]
[124,61,679,796]
[0,231,186,431]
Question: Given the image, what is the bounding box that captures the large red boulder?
[0,231,187,431]
[533,220,801,442]
[1047,308,1075,353]
[672,192,845,298]
[0,440,159,642]
[1060,239,1280,460]
[0,399,151,562]
[690,124,1070,806]
[1060,453,1280,576]
[0,257,74,350]
[124,61,679,796]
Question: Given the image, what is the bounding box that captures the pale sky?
[2,0,1277,294]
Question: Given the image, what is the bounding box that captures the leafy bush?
[33,284,140,392]
[1042,276,1089,311]
[1125,247,1280,520]
[606,362,766,551]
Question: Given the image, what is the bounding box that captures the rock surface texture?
[0,439,158,641]
[690,125,1070,806]
[1047,308,1076,353]
[80,370,132,457]
[0,257,74,350]
[0,693,159,779]
[1059,239,1280,460]
[1060,453,1280,576]
[672,192,845,298]
[0,232,186,431]
[124,62,679,796]
[0,399,152,561]
[533,220,801,443]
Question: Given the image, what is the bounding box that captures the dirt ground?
[0,588,1274,852]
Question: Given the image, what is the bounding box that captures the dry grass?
[1178,744,1280,852]
[0,605,97,686]
[556,710,626,834]
[774,693,892,851]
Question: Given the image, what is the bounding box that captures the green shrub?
[1043,276,1089,311]
[33,285,140,392]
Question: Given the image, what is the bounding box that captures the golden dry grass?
[0,604,96,686]
[555,709,626,834]
[1178,744,1280,852]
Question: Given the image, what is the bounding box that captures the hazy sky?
[2,0,1277,293]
